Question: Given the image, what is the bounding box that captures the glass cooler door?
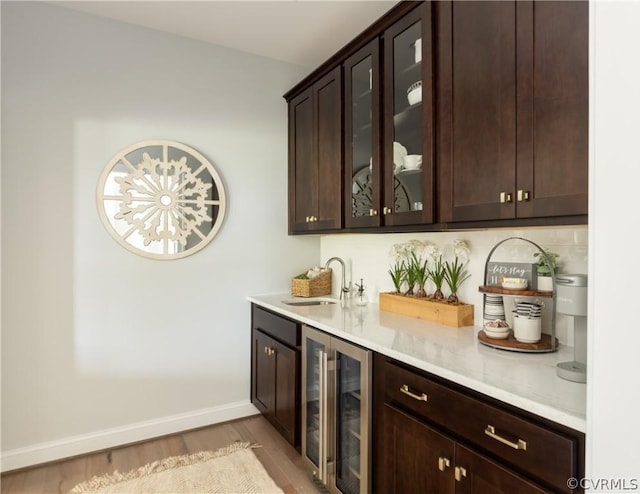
[301,326,331,484]
[331,338,371,494]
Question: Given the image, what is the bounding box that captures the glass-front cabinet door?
[344,40,380,229]
[383,3,434,226]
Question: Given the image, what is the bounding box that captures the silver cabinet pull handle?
[400,384,428,402]
[455,466,467,482]
[484,425,527,450]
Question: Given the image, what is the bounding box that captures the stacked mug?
[512,301,543,343]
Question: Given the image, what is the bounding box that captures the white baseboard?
[1,401,261,472]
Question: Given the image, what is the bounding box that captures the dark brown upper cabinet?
[437,1,588,223]
[287,66,343,234]
[286,1,587,234]
[382,2,435,227]
[344,3,435,229]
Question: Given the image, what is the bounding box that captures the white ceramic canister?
[513,315,542,343]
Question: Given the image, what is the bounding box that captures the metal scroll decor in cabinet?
[302,325,371,494]
[478,237,558,353]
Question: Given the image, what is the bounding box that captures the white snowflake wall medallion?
[97,140,227,259]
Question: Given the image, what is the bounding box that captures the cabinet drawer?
[383,359,578,493]
[252,305,300,347]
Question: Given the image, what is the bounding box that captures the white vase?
[537,276,553,291]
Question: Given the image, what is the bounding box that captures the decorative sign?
[486,262,538,289]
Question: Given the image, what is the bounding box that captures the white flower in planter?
[452,239,471,262]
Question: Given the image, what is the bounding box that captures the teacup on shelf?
[403,154,422,170]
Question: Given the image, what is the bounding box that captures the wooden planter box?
[379,292,474,328]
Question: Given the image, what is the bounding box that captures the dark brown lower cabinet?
[455,443,549,494]
[381,404,547,494]
[373,353,584,494]
[251,305,301,448]
[382,403,455,493]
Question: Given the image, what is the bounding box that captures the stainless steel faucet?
[324,256,351,300]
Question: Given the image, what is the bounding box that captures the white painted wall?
[587,0,640,486]
[1,2,319,469]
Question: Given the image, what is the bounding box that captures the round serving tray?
[477,330,559,353]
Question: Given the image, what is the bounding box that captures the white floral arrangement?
[388,239,471,304]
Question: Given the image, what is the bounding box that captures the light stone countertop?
[248,293,587,433]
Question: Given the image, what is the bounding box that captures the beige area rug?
[69,441,284,494]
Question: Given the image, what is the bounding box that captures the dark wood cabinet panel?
[515,0,589,218]
[437,0,517,222]
[252,329,275,414]
[380,403,456,494]
[438,0,588,223]
[455,445,549,494]
[288,88,315,230]
[272,337,299,445]
[315,67,343,230]
[287,66,342,233]
[250,305,301,448]
[253,305,299,347]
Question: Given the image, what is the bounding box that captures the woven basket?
[291,269,332,297]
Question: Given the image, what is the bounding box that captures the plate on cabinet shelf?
[397,168,421,176]
[393,141,407,171]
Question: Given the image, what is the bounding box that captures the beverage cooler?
[301,325,371,494]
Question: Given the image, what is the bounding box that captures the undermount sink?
[282,298,337,306]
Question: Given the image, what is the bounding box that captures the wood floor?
[1,414,320,494]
